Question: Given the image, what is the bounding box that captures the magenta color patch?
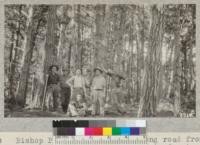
[85,128,93,136]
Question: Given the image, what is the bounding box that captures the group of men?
[44,65,112,117]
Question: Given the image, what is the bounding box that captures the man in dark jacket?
[46,65,61,112]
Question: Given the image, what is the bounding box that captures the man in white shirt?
[91,67,106,116]
[67,69,86,101]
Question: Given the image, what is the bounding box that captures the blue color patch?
[120,127,130,135]
[130,127,140,135]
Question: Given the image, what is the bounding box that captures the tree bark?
[68,42,72,74]
[44,6,58,75]
[138,5,165,117]
[9,5,22,104]
[94,5,106,67]
[173,6,182,116]
[77,4,81,69]
[16,5,34,106]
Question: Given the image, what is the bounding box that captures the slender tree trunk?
[80,23,84,70]
[128,15,134,100]
[57,22,65,74]
[117,6,126,72]
[9,31,15,73]
[68,42,72,74]
[140,6,145,69]
[173,32,181,116]
[94,5,105,67]
[139,5,145,101]
[76,5,81,69]
[136,34,141,101]
[105,5,112,98]
[9,5,22,104]
[57,6,71,74]
[166,37,176,99]
[173,7,182,115]
[60,5,71,75]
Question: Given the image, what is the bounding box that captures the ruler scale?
[53,136,147,145]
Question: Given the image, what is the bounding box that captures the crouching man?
[67,94,87,117]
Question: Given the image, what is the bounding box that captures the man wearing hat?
[91,67,106,116]
[45,65,62,112]
[110,73,126,115]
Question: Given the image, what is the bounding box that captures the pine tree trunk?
[8,31,15,100]
[173,17,182,116]
[57,22,66,74]
[16,5,34,106]
[44,6,58,74]
[136,34,141,101]
[9,5,22,104]
[42,6,58,107]
[128,14,134,101]
[94,5,105,67]
[80,23,84,70]
[138,5,145,101]
[117,7,126,72]
[140,6,145,70]
[9,31,15,73]
[68,42,72,74]
[76,4,81,69]
[138,5,164,117]
[165,37,176,99]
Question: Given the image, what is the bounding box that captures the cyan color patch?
[120,127,130,135]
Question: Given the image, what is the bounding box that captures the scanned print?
[4,4,196,118]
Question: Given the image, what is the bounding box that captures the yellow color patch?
[103,128,112,136]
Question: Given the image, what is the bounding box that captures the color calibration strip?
[53,120,146,136]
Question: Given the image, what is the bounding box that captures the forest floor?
[5,104,139,117]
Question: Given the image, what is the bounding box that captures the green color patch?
[112,127,121,135]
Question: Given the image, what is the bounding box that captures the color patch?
[103,128,112,136]
[53,120,146,136]
[53,128,57,135]
[121,127,130,136]
[126,120,136,127]
[76,128,84,136]
[112,127,121,136]
[85,128,93,136]
[58,127,65,136]
[130,127,140,135]
[140,127,146,135]
[53,120,146,127]
[66,127,75,136]
[93,128,103,136]
[135,120,146,127]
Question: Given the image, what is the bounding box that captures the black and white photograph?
[4,4,196,117]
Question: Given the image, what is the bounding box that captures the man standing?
[82,68,92,101]
[91,67,106,116]
[67,69,86,101]
[110,74,126,115]
[45,65,61,112]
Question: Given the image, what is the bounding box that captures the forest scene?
[4,4,196,117]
